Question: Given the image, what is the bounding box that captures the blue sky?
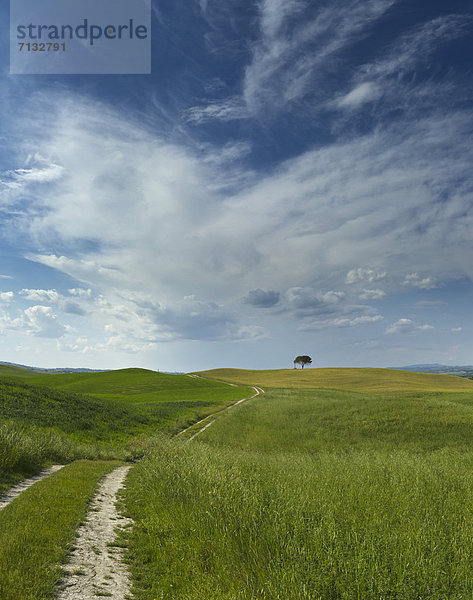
[0,0,472,371]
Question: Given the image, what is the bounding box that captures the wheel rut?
[0,465,65,512]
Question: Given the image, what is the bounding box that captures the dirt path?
[57,465,132,600]
[0,465,65,512]
[179,383,264,441]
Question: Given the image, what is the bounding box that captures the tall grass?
[123,385,473,599]
[0,422,124,492]
[124,437,473,600]
[201,388,473,453]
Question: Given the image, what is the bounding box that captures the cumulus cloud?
[20,289,60,303]
[346,268,387,285]
[0,292,14,302]
[244,289,280,308]
[386,318,434,335]
[286,287,345,314]
[9,305,67,338]
[301,314,383,331]
[403,273,438,289]
[68,288,92,298]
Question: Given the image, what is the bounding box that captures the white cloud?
[68,288,92,298]
[451,327,462,333]
[335,82,381,110]
[13,163,63,183]
[386,318,434,335]
[2,92,473,348]
[20,288,60,303]
[301,314,383,331]
[243,0,396,115]
[403,273,437,290]
[361,15,472,81]
[0,292,14,302]
[9,305,66,339]
[185,98,248,124]
[346,268,387,285]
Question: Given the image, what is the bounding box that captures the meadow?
[123,368,473,599]
[3,365,473,599]
[0,366,252,491]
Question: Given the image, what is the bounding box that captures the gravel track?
[57,465,132,600]
[0,465,65,512]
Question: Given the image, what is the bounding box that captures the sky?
[0,0,472,372]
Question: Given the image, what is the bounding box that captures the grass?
[199,388,473,453]
[123,437,473,600]
[0,421,120,493]
[15,368,251,406]
[6,364,473,598]
[3,368,253,437]
[0,459,122,600]
[197,367,473,392]
[122,375,473,599]
[0,368,252,489]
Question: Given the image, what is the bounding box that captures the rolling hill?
[196,367,473,392]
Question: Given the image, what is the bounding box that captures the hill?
[8,368,251,405]
[1,367,253,438]
[196,367,473,392]
[398,364,473,378]
[0,361,107,374]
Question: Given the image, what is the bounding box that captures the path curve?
[0,465,65,512]
[179,375,264,441]
[57,465,132,600]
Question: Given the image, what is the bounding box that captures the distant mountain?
[0,361,109,374]
[395,364,473,378]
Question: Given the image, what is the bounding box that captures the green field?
[0,367,252,490]
[197,366,473,392]
[124,368,473,599]
[4,365,473,599]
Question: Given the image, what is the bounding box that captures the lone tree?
[294,355,312,369]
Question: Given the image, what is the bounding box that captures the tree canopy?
[294,355,312,369]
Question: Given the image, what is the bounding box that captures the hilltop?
[196,367,473,393]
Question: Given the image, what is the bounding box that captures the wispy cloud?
[361,14,473,80]
[243,0,397,115]
[1,78,472,348]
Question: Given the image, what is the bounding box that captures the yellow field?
[195,367,473,393]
